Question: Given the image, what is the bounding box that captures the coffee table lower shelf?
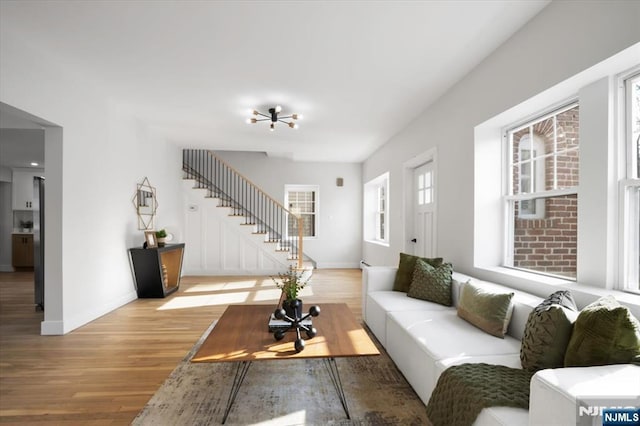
[222,357,350,424]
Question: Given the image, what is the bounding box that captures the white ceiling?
[0,1,549,162]
[0,128,45,169]
[0,105,46,169]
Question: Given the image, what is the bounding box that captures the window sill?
[364,239,389,248]
[477,265,573,286]
[475,265,640,317]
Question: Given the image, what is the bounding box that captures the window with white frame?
[285,185,318,238]
[376,183,386,241]
[505,103,579,279]
[621,71,640,293]
[364,172,389,245]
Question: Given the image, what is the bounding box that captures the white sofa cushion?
[365,291,449,347]
[386,310,522,404]
[391,310,522,360]
[369,290,451,313]
[363,266,397,293]
[529,364,640,426]
[475,407,529,426]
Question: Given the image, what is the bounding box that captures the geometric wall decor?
[131,177,158,230]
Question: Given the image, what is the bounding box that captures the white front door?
[412,162,436,257]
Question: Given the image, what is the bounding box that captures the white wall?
[363,1,640,292]
[191,151,362,269]
[0,166,11,182]
[0,33,184,334]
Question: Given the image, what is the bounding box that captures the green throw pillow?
[520,290,578,372]
[457,280,514,338]
[564,295,640,367]
[407,259,453,306]
[392,252,443,292]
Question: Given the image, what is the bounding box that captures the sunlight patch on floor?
[157,292,250,310]
[258,279,276,287]
[182,280,261,293]
[252,410,307,425]
[253,288,283,302]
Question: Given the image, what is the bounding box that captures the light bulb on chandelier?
[247,105,302,131]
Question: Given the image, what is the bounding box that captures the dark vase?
[282,298,303,319]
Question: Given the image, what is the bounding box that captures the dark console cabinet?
[129,243,185,298]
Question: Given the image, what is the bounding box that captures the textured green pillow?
[392,252,443,292]
[520,290,578,372]
[457,280,514,338]
[407,259,453,306]
[564,296,640,367]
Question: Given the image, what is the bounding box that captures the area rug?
[132,321,428,425]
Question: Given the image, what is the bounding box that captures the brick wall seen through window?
[508,105,579,278]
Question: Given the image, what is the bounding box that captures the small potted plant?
[272,266,309,319]
[156,229,167,247]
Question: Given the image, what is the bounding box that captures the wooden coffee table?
[192,303,380,423]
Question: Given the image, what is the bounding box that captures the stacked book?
[268,313,312,332]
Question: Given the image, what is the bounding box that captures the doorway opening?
[0,102,63,335]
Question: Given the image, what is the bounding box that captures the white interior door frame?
[403,147,438,255]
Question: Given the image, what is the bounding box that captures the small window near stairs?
[285,185,318,238]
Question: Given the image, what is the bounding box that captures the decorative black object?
[272,304,321,353]
[282,298,303,319]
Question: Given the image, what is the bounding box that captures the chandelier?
[247,105,303,131]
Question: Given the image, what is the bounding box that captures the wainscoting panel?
[183,184,291,275]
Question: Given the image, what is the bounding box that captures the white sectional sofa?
[362,266,640,426]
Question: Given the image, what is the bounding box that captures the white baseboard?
[182,268,284,276]
[314,262,361,269]
[41,320,64,335]
[182,264,360,275]
[0,264,14,272]
[41,290,138,335]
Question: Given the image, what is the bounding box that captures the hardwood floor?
[0,269,364,425]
